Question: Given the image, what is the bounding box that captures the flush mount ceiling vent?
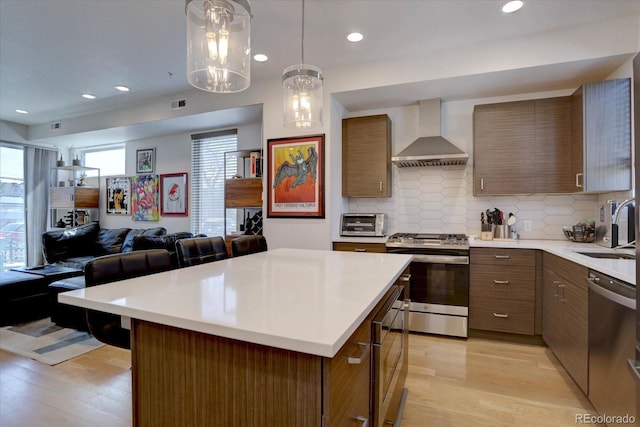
[392,99,469,167]
[170,99,187,110]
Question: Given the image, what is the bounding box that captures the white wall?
[12,14,640,247]
[99,123,262,234]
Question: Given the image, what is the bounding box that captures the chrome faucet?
[613,198,635,248]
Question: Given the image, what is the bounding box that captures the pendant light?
[282,0,324,129]
[186,0,252,93]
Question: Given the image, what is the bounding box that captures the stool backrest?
[175,236,229,268]
[84,249,173,350]
[231,235,268,257]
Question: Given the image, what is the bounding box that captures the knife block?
[480,224,493,241]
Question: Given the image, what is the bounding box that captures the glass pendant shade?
[283,64,323,129]
[186,0,251,93]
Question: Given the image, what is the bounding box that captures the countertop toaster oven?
[340,213,386,237]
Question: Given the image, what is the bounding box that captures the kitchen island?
[59,248,412,426]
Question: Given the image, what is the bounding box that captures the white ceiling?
[1,0,639,136]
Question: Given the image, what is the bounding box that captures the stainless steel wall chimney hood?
[392,99,469,167]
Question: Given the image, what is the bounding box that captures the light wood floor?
[0,334,598,427]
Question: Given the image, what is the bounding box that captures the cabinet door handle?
[493,313,509,318]
[379,181,383,193]
[354,248,367,252]
[553,281,561,298]
[558,284,565,300]
[493,280,509,285]
[480,178,484,191]
[400,274,411,282]
[575,173,583,188]
[347,342,370,365]
[494,255,510,259]
[354,415,368,426]
[70,194,74,201]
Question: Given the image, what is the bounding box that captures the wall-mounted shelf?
[223,149,263,238]
[49,165,100,228]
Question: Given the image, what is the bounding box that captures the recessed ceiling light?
[114,85,130,92]
[502,1,524,13]
[347,32,364,43]
[15,109,28,114]
[253,53,268,62]
[82,93,96,100]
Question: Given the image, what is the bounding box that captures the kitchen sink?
[575,251,635,260]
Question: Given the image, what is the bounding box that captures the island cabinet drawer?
[322,318,372,427]
[469,297,535,335]
[470,265,535,301]
[333,242,387,253]
[470,248,536,267]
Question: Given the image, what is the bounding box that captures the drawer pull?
[355,415,368,426]
[493,280,509,285]
[348,342,370,365]
[494,255,510,259]
[354,248,367,252]
[493,313,509,318]
[400,274,411,282]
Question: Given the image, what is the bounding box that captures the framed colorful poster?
[160,172,188,216]
[267,134,324,218]
[136,148,155,173]
[131,174,160,221]
[106,177,131,215]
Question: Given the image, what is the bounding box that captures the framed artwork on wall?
[131,174,160,221]
[267,134,324,218]
[160,172,188,216]
[106,176,131,215]
[136,148,155,173]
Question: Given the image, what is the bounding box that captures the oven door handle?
[411,254,469,265]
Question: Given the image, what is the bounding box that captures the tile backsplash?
[347,164,600,240]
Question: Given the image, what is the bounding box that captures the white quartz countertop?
[59,248,412,358]
[470,239,634,285]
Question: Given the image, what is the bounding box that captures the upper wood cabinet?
[474,78,631,196]
[342,114,392,197]
[571,78,631,193]
[534,97,574,193]
[473,97,572,195]
[473,100,535,195]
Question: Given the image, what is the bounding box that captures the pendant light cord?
[301,0,305,65]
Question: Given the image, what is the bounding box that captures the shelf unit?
[223,149,263,239]
[49,165,100,228]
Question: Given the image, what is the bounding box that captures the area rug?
[0,317,104,365]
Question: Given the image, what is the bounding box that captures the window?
[81,145,125,176]
[191,130,237,237]
[0,144,25,270]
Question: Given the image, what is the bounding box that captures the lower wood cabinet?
[333,242,387,253]
[469,248,537,335]
[131,282,409,426]
[542,253,589,394]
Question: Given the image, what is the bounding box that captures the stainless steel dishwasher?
[587,270,637,422]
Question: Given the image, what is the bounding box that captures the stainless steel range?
[386,233,470,337]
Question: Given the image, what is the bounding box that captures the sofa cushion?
[95,228,131,255]
[42,221,101,264]
[121,227,167,253]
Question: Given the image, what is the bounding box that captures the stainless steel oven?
[386,233,470,337]
[373,281,409,427]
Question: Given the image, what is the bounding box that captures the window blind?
[191,129,237,237]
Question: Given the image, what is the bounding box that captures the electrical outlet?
[523,220,533,232]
